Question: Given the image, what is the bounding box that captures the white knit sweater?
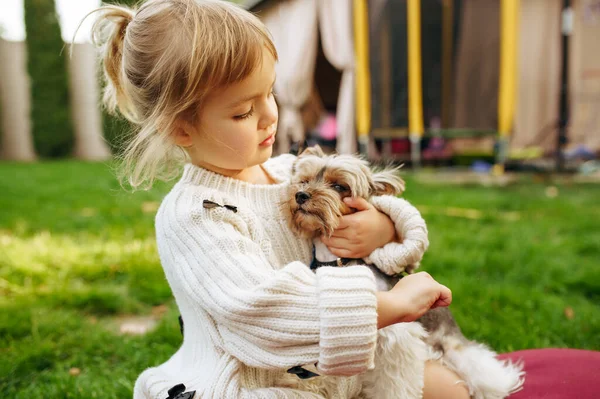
[133,154,428,399]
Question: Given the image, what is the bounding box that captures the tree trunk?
[68,42,112,160]
[0,39,36,161]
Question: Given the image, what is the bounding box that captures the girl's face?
[179,50,278,180]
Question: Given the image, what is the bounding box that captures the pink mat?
[498,348,600,398]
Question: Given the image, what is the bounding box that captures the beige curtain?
[0,39,36,161]
[512,0,562,154]
[318,0,356,154]
[261,0,319,154]
[452,0,500,130]
[569,0,600,152]
[69,43,112,160]
[450,0,500,154]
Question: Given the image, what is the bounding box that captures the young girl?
[90,1,469,398]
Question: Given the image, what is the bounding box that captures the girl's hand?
[376,272,452,329]
[321,197,397,259]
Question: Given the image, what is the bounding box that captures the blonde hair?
[89,0,277,189]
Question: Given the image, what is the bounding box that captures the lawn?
[1,161,599,398]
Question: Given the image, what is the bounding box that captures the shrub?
[24,0,73,158]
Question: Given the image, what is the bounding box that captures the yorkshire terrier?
[285,145,524,399]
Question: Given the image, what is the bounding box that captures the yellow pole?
[353,0,371,155]
[496,0,520,175]
[407,0,424,167]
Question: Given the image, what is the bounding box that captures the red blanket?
[499,349,600,398]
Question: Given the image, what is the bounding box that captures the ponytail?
[90,5,138,122]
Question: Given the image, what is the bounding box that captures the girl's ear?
[172,120,195,147]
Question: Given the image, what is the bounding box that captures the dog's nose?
[295,191,311,205]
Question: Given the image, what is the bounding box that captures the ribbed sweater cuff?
[364,195,429,274]
[315,266,378,376]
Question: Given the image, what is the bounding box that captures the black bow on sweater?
[203,200,237,213]
[165,384,195,399]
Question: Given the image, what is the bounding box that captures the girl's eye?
[234,107,254,120]
[332,183,347,192]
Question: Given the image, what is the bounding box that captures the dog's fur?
[285,146,525,399]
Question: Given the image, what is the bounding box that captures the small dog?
[285,145,525,399]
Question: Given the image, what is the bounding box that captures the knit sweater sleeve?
[363,195,429,275]
[156,188,378,376]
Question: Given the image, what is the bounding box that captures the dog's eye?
[299,179,309,185]
[332,183,348,192]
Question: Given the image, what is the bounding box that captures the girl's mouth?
[259,134,275,146]
[260,126,277,146]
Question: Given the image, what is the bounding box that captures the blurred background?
[2,0,600,173]
[1,1,599,398]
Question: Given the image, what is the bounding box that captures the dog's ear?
[370,168,405,196]
[299,145,325,158]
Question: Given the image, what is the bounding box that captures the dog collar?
[311,257,359,270]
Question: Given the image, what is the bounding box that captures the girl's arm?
[322,195,428,275]
[321,196,397,259]
[363,195,429,274]
[158,196,378,376]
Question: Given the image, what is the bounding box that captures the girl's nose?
[259,98,278,130]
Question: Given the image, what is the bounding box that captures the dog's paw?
[404,262,420,274]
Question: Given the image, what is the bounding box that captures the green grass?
[1,161,599,398]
